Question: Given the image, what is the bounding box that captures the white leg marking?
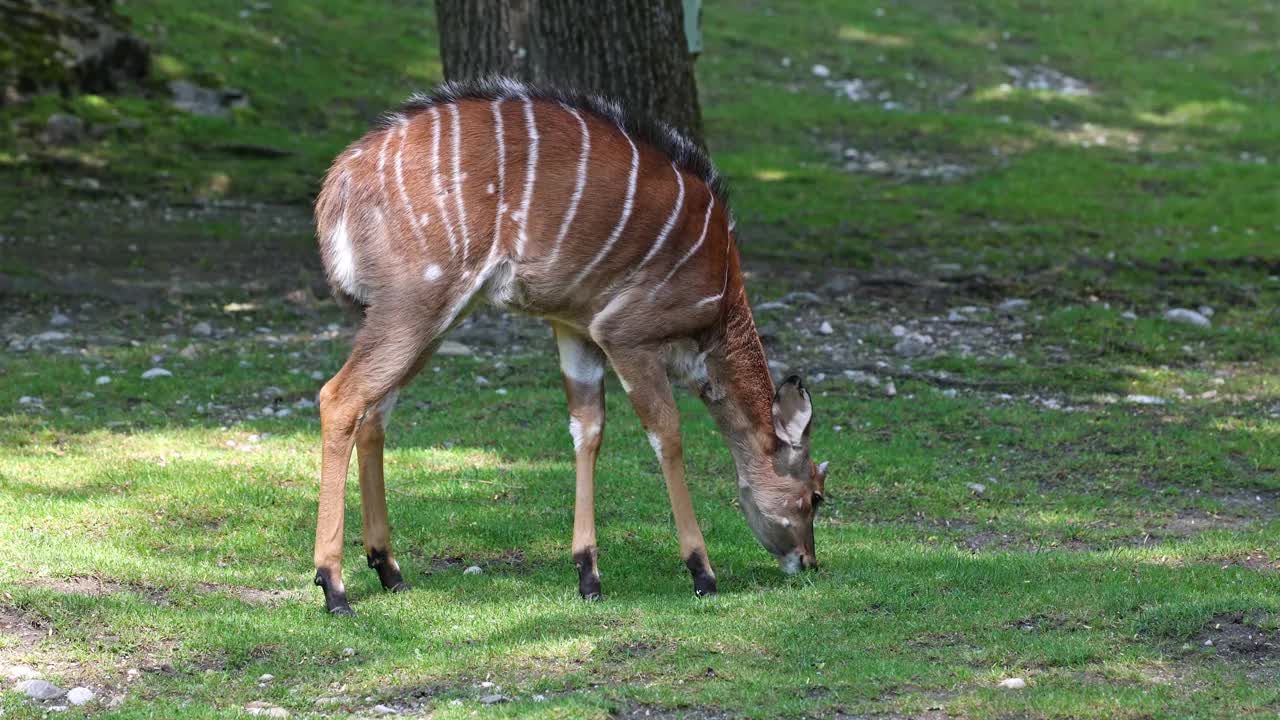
[646,431,664,459]
[548,106,591,265]
[393,121,429,250]
[649,194,716,300]
[428,107,460,257]
[637,162,685,270]
[569,416,600,452]
[571,129,639,288]
[491,100,507,254]
[447,103,470,263]
[557,333,605,386]
[375,388,399,431]
[516,98,540,257]
[423,263,443,282]
[328,216,363,301]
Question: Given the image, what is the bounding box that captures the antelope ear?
[816,461,829,494]
[772,375,813,448]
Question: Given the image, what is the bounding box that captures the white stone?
[95,375,112,385]
[966,482,986,495]
[67,687,95,705]
[811,64,831,78]
[192,321,213,336]
[818,321,834,335]
[258,674,274,682]
[1164,308,1210,328]
[997,677,1026,689]
[372,704,398,715]
[32,331,69,342]
[141,367,172,379]
[437,340,473,356]
[463,565,483,575]
[342,647,356,657]
[50,312,72,326]
[884,381,897,397]
[890,324,908,337]
[998,299,1030,311]
[1125,394,1166,405]
[1120,311,1137,321]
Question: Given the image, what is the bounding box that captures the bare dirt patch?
[1192,613,1279,663]
[613,703,732,719]
[196,582,305,606]
[22,575,168,604]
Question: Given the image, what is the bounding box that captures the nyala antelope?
[312,78,828,615]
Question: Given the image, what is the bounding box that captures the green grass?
[2,0,1279,718]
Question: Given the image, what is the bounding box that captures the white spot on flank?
[328,217,363,301]
[517,98,540,256]
[424,264,443,282]
[647,431,664,459]
[491,100,507,253]
[447,103,470,262]
[650,194,716,300]
[572,129,639,287]
[557,333,604,385]
[428,107,460,257]
[486,183,495,194]
[419,212,430,227]
[549,106,590,265]
[637,162,685,269]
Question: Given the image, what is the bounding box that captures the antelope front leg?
[554,326,607,600]
[357,390,409,593]
[606,347,717,597]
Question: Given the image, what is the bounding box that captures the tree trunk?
[435,0,704,146]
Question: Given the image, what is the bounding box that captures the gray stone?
[32,331,69,343]
[463,565,483,575]
[966,482,986,496]
[781,291,822,306]
[66,687,95,706]
[95,375,112,385]
[818,321,834,335]
[1120,311,1137,321]
[1164,308,1211,328]
[755,301,788,312]
[141,367,172,379]
[893,333,933,357]
[18,679,66,700]
[997,677,1027,689]
[49,312,72,326]
[372,704,397,715]
[1125,394,1166,405]
[997,298,1030,311]
[192,321,213,336]
[884,381,897,397]
[479,694,509,705]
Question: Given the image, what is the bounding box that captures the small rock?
[941,388,958,397]
[18,396,40,405]
[342,647,356,657]
[463,565,483,575]
[1120,311,1138,321]
[893,333,933,357]
[884,381,897,397]
[890,324,908,337]
[997,299,1030,311]
[755,301,788,312]
[474,375,490,386]
[532,694,547,702]
[244,701,289,718]
[478,681,496,689]
[818,321,834,335]
[997,677,1026,689]
[781,290,822,306]
[50,312,72,326]
[820,275,857,295]
[372,704,397,715]
[192,321,213,336]
[1164,308,1211,328]
[437,340,473,356]
[32,330,69,343]
[258,674,274,683]
[479,694,509,705]
[67,687,95,706]
[18,679,66,700]
[141,367,172,379]
[1197,305,1214,318]
[1125,394,1166,405]
[178,344,200,360]
[966,482,986,495]
[811,64,831,78]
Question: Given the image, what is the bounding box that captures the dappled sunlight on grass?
[838,24,912,47]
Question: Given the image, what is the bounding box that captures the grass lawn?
[1,0,1278,718]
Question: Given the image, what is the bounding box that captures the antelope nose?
[801,553,817,570]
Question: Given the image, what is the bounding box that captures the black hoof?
[315,569,353,616]
[686,552,718,597]
[574,549,602,601]
[368,550,409,593]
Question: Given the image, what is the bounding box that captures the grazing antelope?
[312,78,827,615]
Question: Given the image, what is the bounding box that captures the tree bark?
[435,0,703,146]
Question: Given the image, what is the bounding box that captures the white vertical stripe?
[637,162,684,269]
[393,121,428,249]
[571,129,639,287]
[649,194,715,300]
[516,98,540,257]
[491,100,507,253]
[428,107,459,257]
[447,104,470,263]
[548,106,591,265]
